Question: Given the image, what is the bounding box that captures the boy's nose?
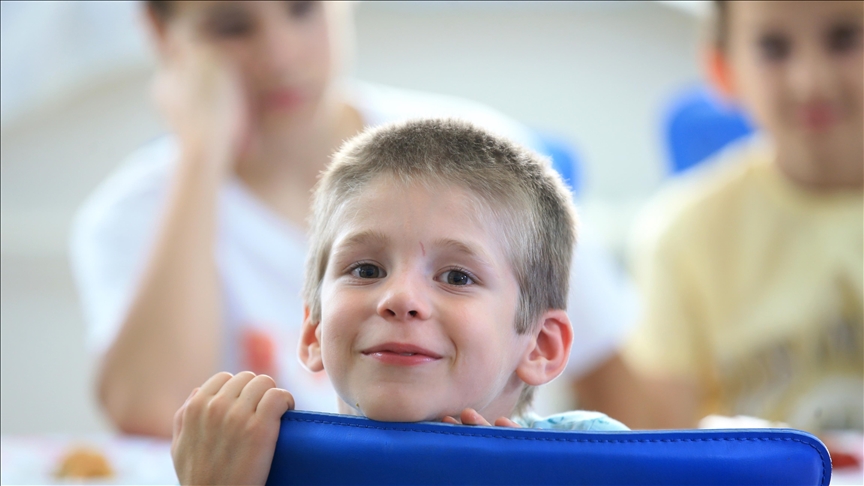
[377,276,432,322]
[255,15,305,80]
[788,47,836,102]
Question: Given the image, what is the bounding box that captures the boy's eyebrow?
[431,238,495,268]
[332,230,390,253]
[331,233,497,268]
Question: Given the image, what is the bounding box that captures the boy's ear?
[515,309,573,387]
[298,305,324,372]
[705,46,737,100]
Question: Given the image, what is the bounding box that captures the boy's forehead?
[327,176,515,260]
[335,175,503,229]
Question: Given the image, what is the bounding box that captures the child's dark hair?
[712,1,729,51]
[145,1,172,21]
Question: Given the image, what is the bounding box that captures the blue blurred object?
[536,132,583,196]
[664,85,755,174]
[267,410,832,485]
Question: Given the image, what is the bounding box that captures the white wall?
[1,71,164,434]
[354,2,702,201]
[0,1,703,434]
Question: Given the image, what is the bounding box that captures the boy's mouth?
[797,102,839,132]
[361,343,442,365]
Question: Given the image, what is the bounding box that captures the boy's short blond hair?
[303,118,578,413]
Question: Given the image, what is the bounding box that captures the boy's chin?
[360,404,442,423]
[345,396,451,423]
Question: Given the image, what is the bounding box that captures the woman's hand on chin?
[153,43,256,174]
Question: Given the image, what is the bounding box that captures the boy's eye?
[442,270,473,286]
[758,34,791,62]
[206,11,255,38]
[826,24,862,54]
[352,264,383,279]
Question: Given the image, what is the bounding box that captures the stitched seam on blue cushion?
[283,417,830,486]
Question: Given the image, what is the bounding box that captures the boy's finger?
[172,405,184,442]
[216,371,258,399]
[256,388,295,419]
[493,417,522,428]
[460,409,490,426]
[172,388,199,438]
[199,372,234,396]
[442,416,460,425]
[238,374,277,411]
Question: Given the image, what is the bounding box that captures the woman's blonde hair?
[303,118,578,414]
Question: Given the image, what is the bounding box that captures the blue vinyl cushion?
[266,411,831,485]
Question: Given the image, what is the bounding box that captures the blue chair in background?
[267,410,831,485]
[664,85,755,174]
[536,132,583,196]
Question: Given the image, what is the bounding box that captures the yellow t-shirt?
[625,143,863,433]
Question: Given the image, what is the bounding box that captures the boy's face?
[152,1,346,132]
[303,177,534,422]
[721,1,863,179]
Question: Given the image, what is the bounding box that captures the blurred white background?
[1,0,705,435]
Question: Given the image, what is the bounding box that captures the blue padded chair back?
[664,85,755,174]
[266,411,831,486]
[536,132,582,196]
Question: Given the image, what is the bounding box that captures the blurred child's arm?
[171,372,294,485]
[570,348,700,430]
[637,376,701,429]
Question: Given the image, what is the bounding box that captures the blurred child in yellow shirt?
[623,0,863,433]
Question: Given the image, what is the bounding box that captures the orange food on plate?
[55,446,114,479]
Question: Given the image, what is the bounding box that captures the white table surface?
[2,431,861,485]
[1,435,176,485]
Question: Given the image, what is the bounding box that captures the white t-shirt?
[70,82,635,413]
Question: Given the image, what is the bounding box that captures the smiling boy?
[170,118,627,485]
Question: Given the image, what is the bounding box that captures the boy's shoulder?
[72,135,178,246]
[630,137,772,258]
[75,136,178,221]
[515,410,629,431]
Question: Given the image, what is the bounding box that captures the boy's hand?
[171,372,294,486]
[442,408,521,428]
